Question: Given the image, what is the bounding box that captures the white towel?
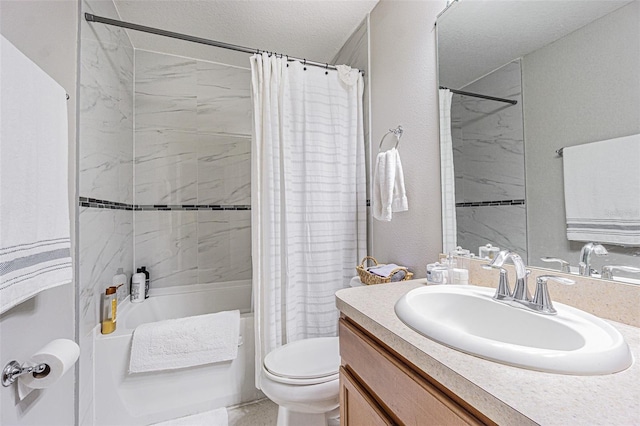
[151,408,228,426]
[129,310,240,373]
[0,36,72,314]
[563,133,640,245]
[373,148,408,221]
[368,263,401,277]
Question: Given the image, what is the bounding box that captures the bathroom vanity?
[339,317,490,425]
[336,279,640,425]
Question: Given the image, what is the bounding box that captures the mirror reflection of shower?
[447,60,527,259]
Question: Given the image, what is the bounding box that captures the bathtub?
[94,281,263,426]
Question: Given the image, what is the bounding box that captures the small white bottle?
[130,272,145,303]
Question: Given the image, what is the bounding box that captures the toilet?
[260,337,341,426]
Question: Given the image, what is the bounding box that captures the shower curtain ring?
[325,63,329,75]
[303,59,307,71]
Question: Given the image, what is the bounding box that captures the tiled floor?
[227,399,341,426]
[228,398,279,426]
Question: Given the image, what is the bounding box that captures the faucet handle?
[483,264,513,301]
[601,265,640,280]
[532,275,575,315]
[540,257,570,273]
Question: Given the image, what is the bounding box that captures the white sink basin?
[395,285,633,375]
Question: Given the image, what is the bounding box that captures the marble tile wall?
[456,205,527,256]
[80,0,134,204]
[78,0,135,423]
[451,60,527,258]
[134,50,252,289]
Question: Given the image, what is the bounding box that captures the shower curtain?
[250,53,366,388]
[439,88,457,254]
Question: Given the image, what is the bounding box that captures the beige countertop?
[336,279,640,426]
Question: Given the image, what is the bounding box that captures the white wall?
[369,0,447,276]
[0,1,78,425]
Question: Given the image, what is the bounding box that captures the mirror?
[437,0,640,282]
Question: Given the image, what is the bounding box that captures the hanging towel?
[373,148,408,221]
[151,408,228,426]
[0,36,72,314]
[129,310,240,373]
[563,133,640,246]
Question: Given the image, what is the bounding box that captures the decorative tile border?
[79,197,251,211]
[456,199,525,208]
[136,204,252,211]
[81,196,373,211]
[79,197,133,210]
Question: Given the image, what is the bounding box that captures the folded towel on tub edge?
[129,310,240,373]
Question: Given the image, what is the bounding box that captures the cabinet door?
[340,366,394,426]
[340,319,487,426]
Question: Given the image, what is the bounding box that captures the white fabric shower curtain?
[250,53,366,388]
[439,89,457,254]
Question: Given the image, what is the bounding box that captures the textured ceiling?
[113,0,378,67]
[438,0,632,89]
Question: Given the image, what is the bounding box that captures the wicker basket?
[356,256,414,285]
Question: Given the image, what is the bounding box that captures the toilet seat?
[263,337,340,385]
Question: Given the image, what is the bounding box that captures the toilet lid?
[264,337,340,380]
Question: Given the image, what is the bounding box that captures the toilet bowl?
[260,337,340,426]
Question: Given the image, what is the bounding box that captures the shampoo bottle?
[138,266,150,299]
[101,286,117,334]
[130,272,145,303]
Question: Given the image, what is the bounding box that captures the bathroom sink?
[394,285,633,375]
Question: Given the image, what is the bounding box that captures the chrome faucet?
[483,250,575,315]
[485,250,530,302]
[579,242,608,276]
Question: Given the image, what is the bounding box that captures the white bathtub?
[94,281,262,426]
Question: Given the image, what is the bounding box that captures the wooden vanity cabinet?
[339,317,493,426]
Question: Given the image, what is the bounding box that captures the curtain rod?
[84,13,364,76]
[439,86,517,105]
